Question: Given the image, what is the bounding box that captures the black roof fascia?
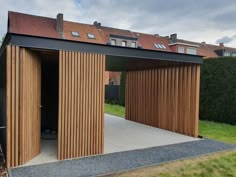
[9,34,203,64]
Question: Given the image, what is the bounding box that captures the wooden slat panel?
[126,64,200,137]
[58,51,105,160]
[6,46,41,167]
[19,48,41,164]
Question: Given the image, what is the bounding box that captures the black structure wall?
[105,85,120,102]
[0,51,6,154]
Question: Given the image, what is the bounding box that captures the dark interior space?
[38,50,59,138]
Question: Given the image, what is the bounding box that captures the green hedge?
[200,57,236,125]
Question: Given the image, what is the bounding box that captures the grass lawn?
[104,103,236,177]
[199,120,236,144]
[107,150,236,177]
[105,103,125,118]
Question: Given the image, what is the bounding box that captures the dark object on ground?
[9,139,235,177]
[0,145,7,177]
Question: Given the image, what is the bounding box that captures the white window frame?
[71,31,80,37]
[131,42,136,48]
[111,39,116,46]
[187,47,197,55]
[87,33,96,39]
[178,46,185,53]
[121,41,127,47]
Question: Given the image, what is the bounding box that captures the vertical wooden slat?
[15,46,19,166]
[78,52,82,156]
[74,52,78,157]
[194,65,200,137]
[19,48,25,165]
[6,45,12,167]
[58,51,62,160]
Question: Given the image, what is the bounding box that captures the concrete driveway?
[105,114,199,153]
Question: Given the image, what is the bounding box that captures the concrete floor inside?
[25,114,200,166]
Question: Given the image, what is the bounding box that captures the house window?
[131,42,136,48]
[154,43,160,48]
[122,41,127,47]
[187,47,197,55]
[231,52,236,56]
[224,51,230,56]
[111,39,116,46]
[154,43,166,49]
[161,44,166,49]
[71,31,80,37]
[178,47,184,53]
[87,33,96,39]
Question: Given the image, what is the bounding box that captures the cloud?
[1,0,236,47]
[216,35,236,44]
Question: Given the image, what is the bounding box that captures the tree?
[0,34,6,47]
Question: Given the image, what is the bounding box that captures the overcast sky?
[1,0,236,47]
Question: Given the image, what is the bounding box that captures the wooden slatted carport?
[0,34,202,167]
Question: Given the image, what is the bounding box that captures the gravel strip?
[9,139,235,177]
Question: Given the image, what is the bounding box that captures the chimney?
[170,33,177,43]
[219,42,224,48]
[56,13,63,34]
[93,21,101,28]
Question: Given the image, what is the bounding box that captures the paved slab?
[26,114,199,166]
[24,140,57,166]
[9,139,235,177]
[105,114,199,153]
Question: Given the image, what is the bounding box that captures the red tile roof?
[7,11,236,58]
[8,11,61,39]
[63,21,105,44]
[132,32,172,52]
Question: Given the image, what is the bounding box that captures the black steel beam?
[9,33,203,64]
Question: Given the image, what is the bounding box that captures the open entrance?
[104,55,200,154]
[25,50,59,166]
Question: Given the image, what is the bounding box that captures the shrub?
[200,57,236,125]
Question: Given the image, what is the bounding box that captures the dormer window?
[71,31,80,37]
[111,39,116,46]
[131,42,136,48]
[178,47,184,53]
[122,41,127,47]
[187,47,197,55]
[87,33,95,39]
